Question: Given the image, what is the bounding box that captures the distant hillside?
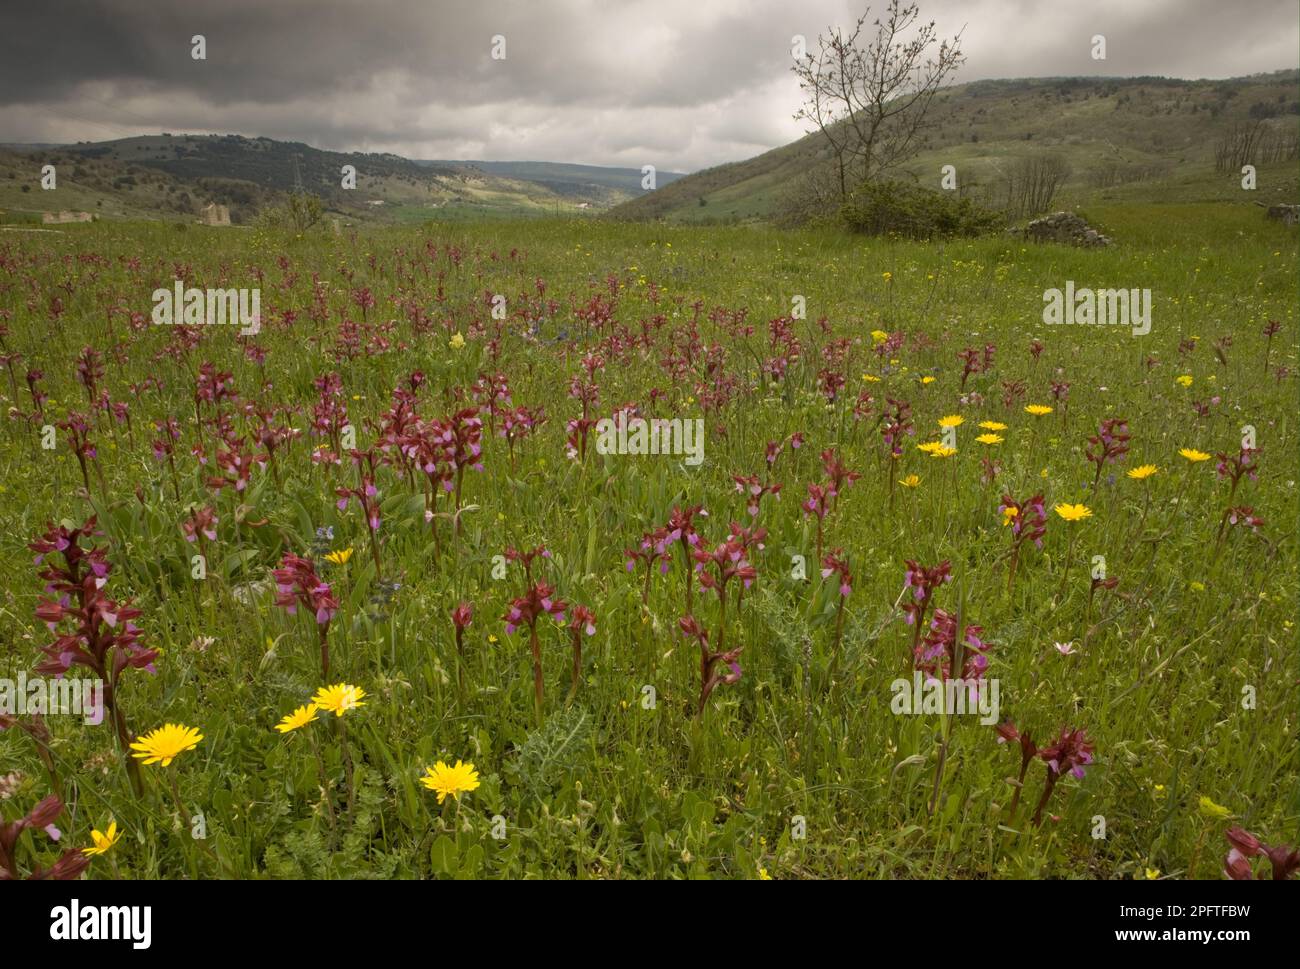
[608,71,1300,224]
[423,160,686,203]
[0,134,657,225]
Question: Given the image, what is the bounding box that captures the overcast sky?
[0,0,1295,172]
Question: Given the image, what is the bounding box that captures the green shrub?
[839,180,1002,239]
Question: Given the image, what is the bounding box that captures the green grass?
[0,202,1295,879]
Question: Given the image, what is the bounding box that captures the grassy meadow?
[0,201,1296,879]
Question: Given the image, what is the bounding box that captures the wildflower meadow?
[0,202,1295,882]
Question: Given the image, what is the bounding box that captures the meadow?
[0,202,1296,880]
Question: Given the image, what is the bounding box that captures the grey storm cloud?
[0,0,1295,170]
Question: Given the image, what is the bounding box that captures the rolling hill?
[607,70,1300,224]
[421,160,685,203]
[0,135,681,225]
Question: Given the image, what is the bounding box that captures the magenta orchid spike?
[678,614,743,718]
[502,580,568,725]
[29,517,155,797]
[272,553,339,678]
[566,604,597,703]
[1031,727,1094,826]
[0,793,90,881]
[1223,826,1299,880]
[625,527,672,605]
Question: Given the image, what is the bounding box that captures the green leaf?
[430,835,458,875]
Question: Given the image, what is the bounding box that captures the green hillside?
[608,71,1300,224]
[0,135,645,226]
[422,160,686,202]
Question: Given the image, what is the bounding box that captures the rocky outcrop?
[1013,211,1111,247]
[1266,204,1299,226]
[41,211,93,224]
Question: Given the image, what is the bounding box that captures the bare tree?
[1260,125,1300,163]
[1216,121,1300,169]
[1214,121,1265,174]
[998,154,1071,219]
[792,1,964,201]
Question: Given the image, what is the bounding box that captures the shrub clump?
[840,180,1001,239]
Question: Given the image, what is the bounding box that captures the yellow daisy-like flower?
[870,330,889,344]
[312,683,366,716]
[975,433,1003,445]
[930,446,957,458]
[449,332,465,350]
[937,414,964,428]
[898,474,921,488]
[1025,404,1054,416]
[1054,503,1092,522]
[1002,506,1019,526]
[130,723,203,767]
[1179,448,1210,462]
[275,703,320,733]
[920,375,936,385]
[1145,868,1161,880]
[861,373,880,383]
[1197,795,1232,820]
[324,547,353,565]
[420,759,481,804]
[917,440,944,454]
[1176,374,1193,387]
[979,421,1007,431]
[82,820,120,857]
[1126,464,1158,480]
[758,867,773,880]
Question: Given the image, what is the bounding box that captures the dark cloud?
[1,0,1294,170]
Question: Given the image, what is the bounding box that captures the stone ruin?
[1266,204,1299,226]
[199,202,232,226]
[1013,211,1112,247]
[42,211,94,224]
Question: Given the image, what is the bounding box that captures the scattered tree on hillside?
[995,154,1071,219]
[1214,121,1265,174]
[286,191,323,231]
[1215,120,1299,171]
[792,1,964,202]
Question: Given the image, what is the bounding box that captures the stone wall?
[1266,204,1299,226]
[1013,211,1111,247]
